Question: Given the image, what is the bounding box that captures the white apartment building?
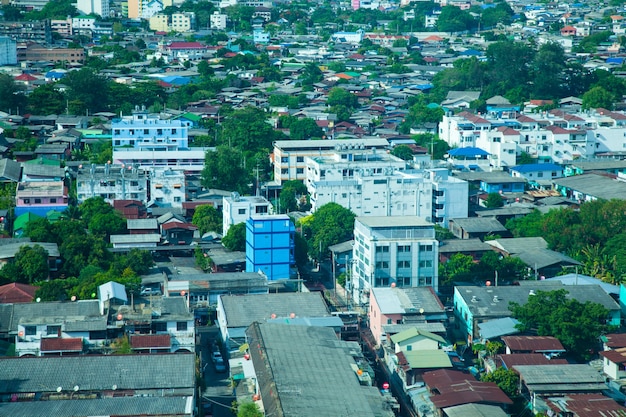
[210,11,228,30]
[76,0,110,17]
[111,108,210,172]
[222,192,273,236]
[430,168,468,226]
[351,216,438,306]
[272,138,389,185]
[150,168,186,208]
[76,163,148,204]
[72,16,97,32]
[170,12,195,32]
[0,36,17,66]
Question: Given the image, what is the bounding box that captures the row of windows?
[374,276,433,287]
[375,244,433,253]
[23,198,58,204]
[376,260,433,269]
[114,128,178,135]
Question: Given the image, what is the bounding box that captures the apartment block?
[245,215,295,281]
[351,216,438,306]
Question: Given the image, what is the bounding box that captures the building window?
[419,244,433,252]
[281,157,288,163]
[174,197,181,202]
[177,322,188,331]
[47,325,61,336]
[24,326,36,336]
[376,261,389,269]
[296,168,304,174]
[34,198,41,204]
[154,322,167,332]
[375,246,389,253]
[398,245,411,253]
[50,198,56,203]
[397,260,410,268]
[419,260,433,268]
[23,199,29,204]
[238,208,246,215]
[143,129,149,134]
[296,156,304,162]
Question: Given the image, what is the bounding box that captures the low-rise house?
[244,322,395,417]
[514,364,608,414]
[553,173,626,202]
[453,171,526,195]
[438,239,494,263]
[162,221,197,245]
[0,241,60,276]
[543,393,626,417]
[110,233,161,249]
[498,353,568,372]
[217,292,331,352]
[127,218,159,234]
[454,283,621,344]
[422,369,512,414]
[369,286,446,346]
[0,353,196,417]
[510,163,564,187]
[113,200,148,219]
[76,164,148,205]
[501,336,566,357]
[0,282,37,303]
[448,217,510,240]
[15,180,68,217]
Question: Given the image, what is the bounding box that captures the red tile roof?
[424,370,512,409]
[502,336,565,353]
[162,222,197,231]
[0,282,38,303]
[545,394,626,417]
[130,334,171,349]
[604,333,626,349]
[15,73,38,81]
[600,347,626,364]
[41,337,83,352]
[168,42,206,49]
[499,353,568,369]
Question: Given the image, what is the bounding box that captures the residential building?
[454,283,621,344]
[17,43,86,64]
[430,168,468,226]
[272,138,389,185]
[149,14,170,32]
[111,108,209,172]
[216,292,331,352]
[0,21,51,44]
[15,180,67,217]
[49,19,71,36]
[510,163,563,187]
[553,173,626,202]
[76,163,148,204]
[501,335,566,357]
[223,192,273,236]
[0,282,37,303]
[0,241,60,276]
[0,36,18,66]
[351,216,439,306]
[245,214,295,281]
[244,322,395,417]
[0,353,195,417]
[369,286,446,346]
[71,16,97,34]
[76,0,110,17]
[170,12,195,32]
[159,41,208,62]
[150,167,186,208]
[210,11,228,30]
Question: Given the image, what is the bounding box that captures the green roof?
[344,71,360,77]
[403,350,453,369]
[46,210,64,223]
[177,112,202,122]
[13,212,42,232]
[24,157,60,166]
[390,327,447,345]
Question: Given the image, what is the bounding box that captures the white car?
[140,287,162,296]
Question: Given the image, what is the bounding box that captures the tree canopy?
[509,289,612,361]
[300,203,356,261]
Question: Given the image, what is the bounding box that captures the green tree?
[35,277,80,301]
[484,192,504,208]
[299,62,323,86]
[223,222,246,251]
[439,253,474,286]
[192,204,223,235]
[111,334,133,354]
[202,146,251,194]
[481,368,519,397]
[89,211,127,239]
[510,289,611,361]
[63,68,109,114]
[437,5,475,33]
[14,244,49,283]
[301,203,355,261]
[237,401,263,417]
[582,86,615,110]
[220,106,283,153]
[197,60,214,78]
[326,87,359,109]
[0,73,26,114]
[279,180,308,214]
[110,249,154,276]
[27,84,66,115]
[531,42,566,99]
[390,145,413,161]
[289,117,323,140]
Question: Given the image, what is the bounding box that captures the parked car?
[140,287,162,296]
[214,357,227,373]
[211,349,222,363]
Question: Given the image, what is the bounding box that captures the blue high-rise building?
[245,215,295,281]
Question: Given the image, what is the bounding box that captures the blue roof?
[511,163,562,173]
[460,49,483,56]
[448,147,490,157]
[607,57,624,64]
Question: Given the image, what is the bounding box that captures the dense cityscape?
[2,0,626,415]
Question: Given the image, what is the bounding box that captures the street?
[197,326,235,417]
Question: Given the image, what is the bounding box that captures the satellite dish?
[112,385,118,391]
[56,387,62,393]
[71,296,77,302]
[36,298,41,303]
[73,385,79,392]
[419,308,424,314]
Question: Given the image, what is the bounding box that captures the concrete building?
[272,138,389,185]
[149,168,185,208]
[15,181,68,217]
[222,192,273,236]
[170,12,195,32]
[76,0,110,17]
[245,215,295,281]
[76,163,148,204]
[430,168,468,227]
[17,44,85,64]
[351,216,438,306]
[0,36,17,65]
[111,108,209,172]
[210,11,228,30]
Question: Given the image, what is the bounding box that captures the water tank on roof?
[231,191,240,202]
